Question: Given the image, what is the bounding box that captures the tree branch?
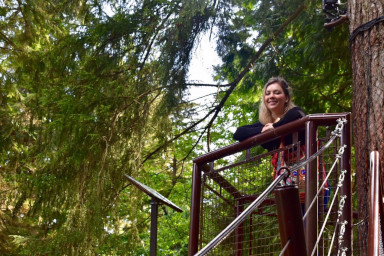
[203,4,306,150]
[141,104,218,163]
[0,31,18,49]
[188,92,218,103]
[142,4,306,161]
[324,15,348,29]
[139,10,175,71]
[185,82,232,87]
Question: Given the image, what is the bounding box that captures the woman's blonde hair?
[259,77,296,124]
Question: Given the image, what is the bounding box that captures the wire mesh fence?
[199,145,296,255]
[316,128,340,255]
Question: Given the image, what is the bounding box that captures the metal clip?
[337,170,347,187]
[336,145,347,158]
[332,118,347,137]
[337,195,347,221]
[277,167,291,186]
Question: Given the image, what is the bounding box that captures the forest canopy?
[0,0,351,255]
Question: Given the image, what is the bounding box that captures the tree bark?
[348,1,384,254]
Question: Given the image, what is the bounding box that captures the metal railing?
[188,113,352,256]
[368,151,384,255]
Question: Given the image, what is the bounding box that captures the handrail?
[368,151,383,255]
[193,113,350,164]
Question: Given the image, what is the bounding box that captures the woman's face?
[264,82,289,116]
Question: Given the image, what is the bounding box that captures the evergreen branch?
[203,4,306,150]
[185,83,232,87]
[179,124,209,163]
[318,82,351,99]
[104,183,132,212]
[139,11,174,71]
[0,47,14,51]
[141,105,218,163]
[97,87,163,195]
[142,5,305,161]
[188,92,218,103]
[0,31,18,49]
[228,4,306,88]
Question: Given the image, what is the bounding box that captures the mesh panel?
[317,129,340,255]
[199,144,301,255]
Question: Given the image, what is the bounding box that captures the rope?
[349,15,384,43]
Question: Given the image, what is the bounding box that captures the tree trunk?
[348,1,384,254]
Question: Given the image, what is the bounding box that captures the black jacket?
[233,107,306,151]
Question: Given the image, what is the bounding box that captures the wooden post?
[340,114,352,255]
[188,163,202,256]
[150,198,158,256]
[275,185,307,256]
[305,120,318,254]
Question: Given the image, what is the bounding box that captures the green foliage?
[0,0,353,255]
[215,1,351,119]
[0,0,216,255]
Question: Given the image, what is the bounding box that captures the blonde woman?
[234,77,309,203]
[233,77,305,150]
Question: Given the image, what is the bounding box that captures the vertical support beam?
[150,198,158,256]
[305,120,318,254]
[235,200,244,256]
[368,151,380,256]
[340,114,352,255]
[275,185,307,256]
[189,163,202,256]
[248,213,253,255]
[318,151,325,256]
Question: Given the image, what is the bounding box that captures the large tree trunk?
[348,1,384,254]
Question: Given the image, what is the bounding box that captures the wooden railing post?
[340,114,352,255]
[189,163,202,256]
[150,198,158,256]
[275,185,307,256]
[305,120,318,254]
[235,200,244,256]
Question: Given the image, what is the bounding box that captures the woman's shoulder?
[274,107,306,127]
[288,106,305,114]
[286,106,306,118]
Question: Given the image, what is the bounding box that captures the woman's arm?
[233,107,305,142]
[233,122,264,141]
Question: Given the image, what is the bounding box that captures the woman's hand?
[261,123,274,133]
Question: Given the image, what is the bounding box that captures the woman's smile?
[264,82,288,117]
